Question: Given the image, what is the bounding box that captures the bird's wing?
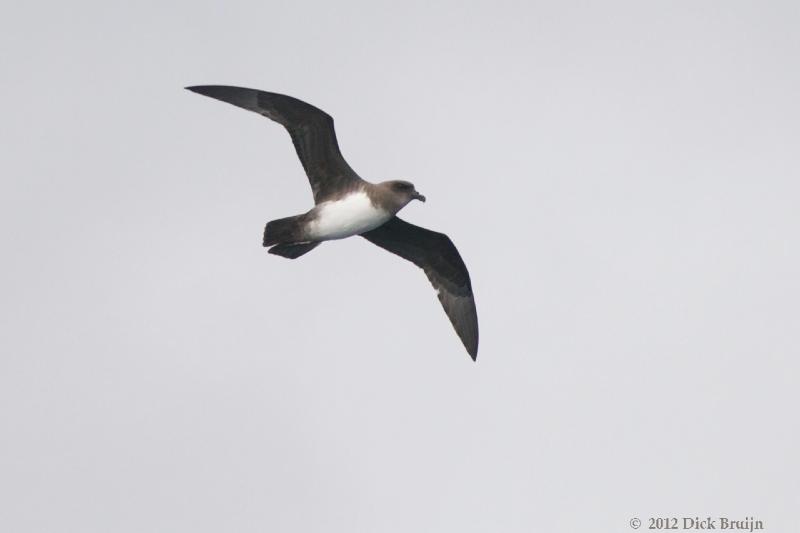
[361,217,479,360]
[187,85,362,203]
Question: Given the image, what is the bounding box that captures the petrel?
[186,86,479,360]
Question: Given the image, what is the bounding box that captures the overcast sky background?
[1,1,798,531]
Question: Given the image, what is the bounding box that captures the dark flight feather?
[186,85,363,203]
[362,217,479,360]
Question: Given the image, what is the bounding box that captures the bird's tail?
[263,215,320,259]
[268,242,320,259]
[263,215,305,246]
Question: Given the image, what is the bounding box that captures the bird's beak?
[413,192,426,203]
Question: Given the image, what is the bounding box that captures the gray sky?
[1,1,798,531]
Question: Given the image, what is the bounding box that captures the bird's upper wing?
[187,85,362,203]
[361,217,479,360]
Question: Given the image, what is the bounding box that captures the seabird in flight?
[186,85,479,360]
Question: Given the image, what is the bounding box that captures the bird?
[186,85,478,360]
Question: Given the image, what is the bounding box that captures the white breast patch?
[307,191,391,241]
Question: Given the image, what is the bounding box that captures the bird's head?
[379,180,426,212]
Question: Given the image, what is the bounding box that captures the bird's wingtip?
[466,330,479,361]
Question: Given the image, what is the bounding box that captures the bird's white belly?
[307,191,391,240]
